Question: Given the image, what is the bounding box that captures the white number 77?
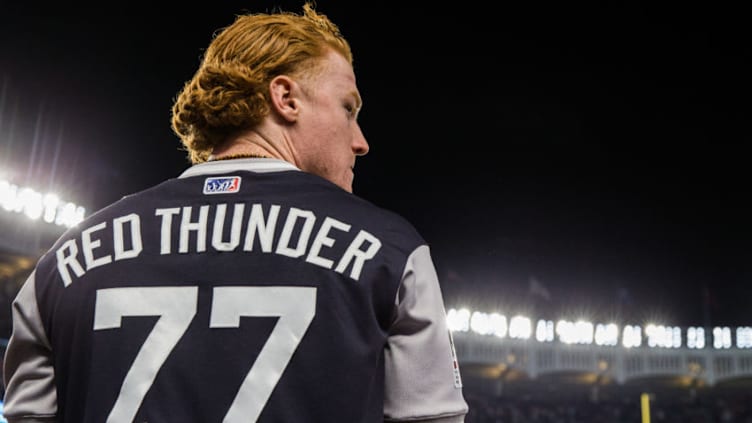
[94,286,317,423]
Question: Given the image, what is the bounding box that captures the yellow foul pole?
[640,393,651,423]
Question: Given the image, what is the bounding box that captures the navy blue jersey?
[3,159,467,423]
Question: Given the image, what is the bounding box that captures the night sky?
[1,2,750,328]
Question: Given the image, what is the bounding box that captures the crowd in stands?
[464,389,752,422]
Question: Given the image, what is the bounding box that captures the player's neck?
[208,152,273,161]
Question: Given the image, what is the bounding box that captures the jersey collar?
[179,158,300,179]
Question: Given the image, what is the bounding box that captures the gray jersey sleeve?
[383,245,468,422]
[2,271,58,421]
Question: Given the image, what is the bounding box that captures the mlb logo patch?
[203,176,242,194]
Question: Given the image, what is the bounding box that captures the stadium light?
[687,327,705,349]
[594,323,619,346]
[0,177,85,228]
[737,327,752,349]
[556,319,594,345]
[469,311,508,337]
[470,311,492,336]
[488,313,507,338]
[535,319,554,342]
[622,325,642,348]
[446,308,470,332]
[508,315,532,340]
[713,326,732,349]
[447,307,752,350]
[645,324,682,348]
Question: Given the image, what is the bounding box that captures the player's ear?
[269,75,300,123]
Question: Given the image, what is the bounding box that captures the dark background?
[1,1,749,327]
